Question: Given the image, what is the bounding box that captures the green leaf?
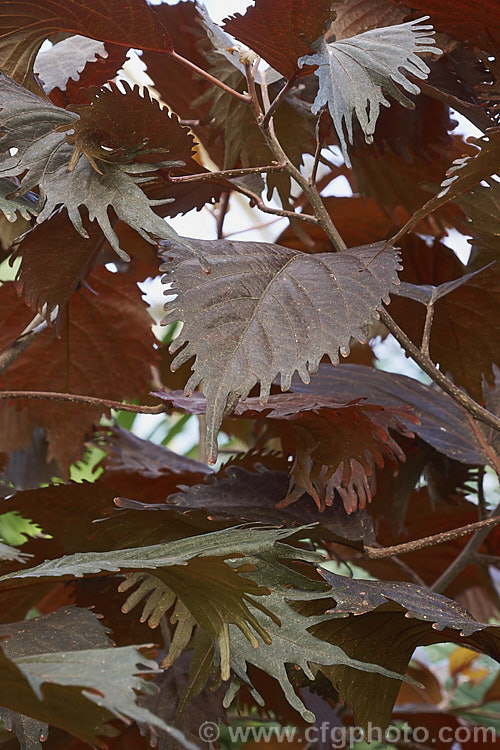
[161,238,401,462]
[0,72,206,266]
[0,606,194,749]
[298,18,439,166]
[0,511,43,547]
[224,548,408,722]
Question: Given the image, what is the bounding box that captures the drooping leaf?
[0,0,172,89]
[388,0,500,54]
[156,389,416,514]
[310,568,500,730]
[161,238,401,462]
[121,464,369,543]
[0,179,38,223]
[222,0,335,79]
[288,362,491,464]
[224,549,408,723]
[0,269,157,471]
[298,18,439,166]
[0,72,202,264]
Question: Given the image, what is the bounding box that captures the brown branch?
[420,301,435,358]
[0,330,43,376]
[230,182,320,225]
[0,390,165,414]
[430,420,500,593]
[254,75,347,252]
[380,308,500,435]
[431,505,500,592]
[365,515,500,560]
[261,75,297,129]
[165,164,286,184]
[166,49,251,103]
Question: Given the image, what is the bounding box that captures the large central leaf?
[161,238,401,461]
[298,18,439,166]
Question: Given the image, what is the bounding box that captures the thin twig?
[254,75,347,252]
[430,418,500,592]
[165,164,286,184]
[166,49,251,103]
[420,301,435,358]
[261,75,297,129]
[475,553,500,568]
[231,183,320,225]
[0,390,165,414]
[380,308,500,435]
[431,504,500,592]
[365,515,500,560]
[309,116,325,188]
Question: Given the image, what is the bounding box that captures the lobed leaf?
[0,72,202,264]
[288,362,492,465]
[156,389,415,514]
[311,569,500,730]
[299,18,439,166]
[0,606,193,749]
[161,238,401,462]
[34,35,110,95]
[0,0,172,89]
[0,179,38,223]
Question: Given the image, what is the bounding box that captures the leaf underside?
[299,17,439,166]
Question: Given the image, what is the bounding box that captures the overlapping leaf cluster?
[0,0,499,748]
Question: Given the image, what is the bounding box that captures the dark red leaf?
[223,0,335,79]
[13,211,162,320]
[389,0,500,53]
[62,81,195,167]
[0,268,157,471]
[0,0,172,88]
